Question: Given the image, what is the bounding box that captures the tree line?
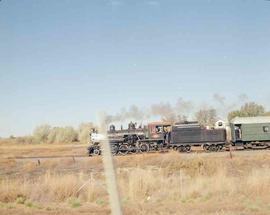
[6,123,94,145]
[196,102,270,126]
[3,102,270,144]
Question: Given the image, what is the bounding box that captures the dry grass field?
[0,143,88,158]
[0,144,269,215]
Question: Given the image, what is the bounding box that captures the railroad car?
[230,116,270,149]
[169,123,227,152]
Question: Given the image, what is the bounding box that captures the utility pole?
[98,113,122,215]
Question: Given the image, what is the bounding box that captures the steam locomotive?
[87,116,270,156]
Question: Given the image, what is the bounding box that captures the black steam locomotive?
[88,120,228,156]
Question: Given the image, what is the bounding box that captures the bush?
[68,197,81,208]
[33,125,78,144]
[47,127,78,144]
[16,196,26,204]
[10,122,95,144]
[57,126,78,144]
[15,136,36,144]
[33,125,51,144]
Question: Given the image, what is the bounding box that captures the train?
[87,116,270,156]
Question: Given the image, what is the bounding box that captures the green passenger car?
[230,116,270,145]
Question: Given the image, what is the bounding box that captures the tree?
[228,102,265,121]
[57,126,78,143]
[47,126,78,144]
[33,124,78,144]
[78,123,94,144]
[33,124,51,143]
[195,108,217,126]
[47,127,58,144]
[263,111,270,116]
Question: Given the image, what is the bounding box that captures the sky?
[0,0,270,137]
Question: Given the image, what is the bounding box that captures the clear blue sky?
[0,0,270,137]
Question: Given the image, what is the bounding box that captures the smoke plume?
[105,97,193,123]
[213,94,226,105]
[105,105,148,124]
[104,94,262,125]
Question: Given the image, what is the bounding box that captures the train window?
[164,125,171,132]
[263,126,269,132]
[235,126,242,140]
[155,125,163,133]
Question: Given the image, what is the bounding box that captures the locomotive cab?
[147,122,172,140]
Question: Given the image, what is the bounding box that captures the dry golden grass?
[0,149,270,214]
[0,144,87,158]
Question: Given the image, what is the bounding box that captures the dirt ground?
[0,144,269,215]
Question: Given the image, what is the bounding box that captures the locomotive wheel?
[111,146,118,155]
[218,144,223,151]
[209,144,218,152]
[177,145,186,153]
[185,145,191,153]
[129,144,139,154]
[118,145,129,155]
[130,146,137,154]
[154,145,159,151]
[208,145,214,152]
[203,144,209,151]
[140,143,150,153]
[93,148,101,155]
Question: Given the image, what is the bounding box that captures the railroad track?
[4,146,269,160]
[6,154,89,160]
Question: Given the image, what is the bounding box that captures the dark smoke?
[105,94,256,124]
[105,105,148,124]
[150,102,176,121]
[213,94,226,105]
[212,93,252,119]
[105,98,193,123]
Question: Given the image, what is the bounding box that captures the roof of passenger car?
[231,116,270,124]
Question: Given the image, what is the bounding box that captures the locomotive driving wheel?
[185,145,191,153]
[118,144,129,155]
[110,145,118,155]
[93,148,101,155]
[177,145,186,153]
[140,143,150,153]
[129,145,137,154]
